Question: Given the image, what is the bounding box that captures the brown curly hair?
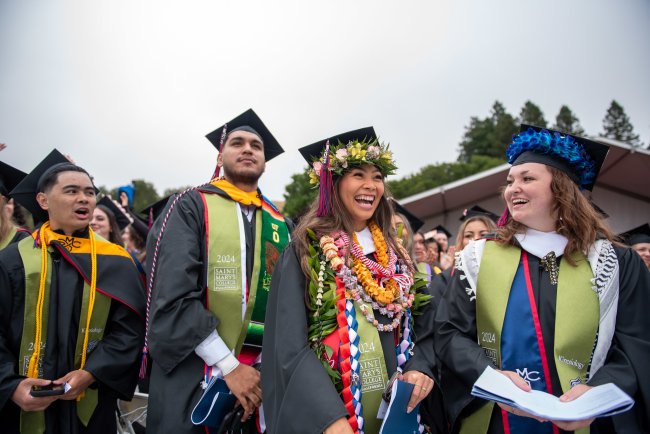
[496,166,616,265]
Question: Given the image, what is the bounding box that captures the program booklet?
[471,366,634,421]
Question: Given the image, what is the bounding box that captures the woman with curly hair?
[434,125,650,433]
[262,128,437,434]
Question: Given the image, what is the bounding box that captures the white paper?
[471,366,634,421]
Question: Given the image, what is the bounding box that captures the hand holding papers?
[471,366,634,421]
[379,380,422,434]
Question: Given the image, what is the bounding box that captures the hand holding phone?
[12,378,61,412]
[30,383,65,397]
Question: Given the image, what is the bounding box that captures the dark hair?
[95,204,123,245]
[11,200,30,230]
[497,166,616,264]
[293,173,411,279]
[37,163,93,193]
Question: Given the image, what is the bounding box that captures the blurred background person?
[620,223,650,271]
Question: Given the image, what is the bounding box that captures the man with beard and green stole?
[145,109,291,433]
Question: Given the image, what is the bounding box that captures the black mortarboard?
[139,195,174,228]
[299,127,377,164]
[391,199,424,233]
[9,149,72,223]
[620,223,650,246]
[432,225,452,239]
[509,124,609,191]
[460,205,499,223]
[590,201,609,219]
[97,195,131,230]
[0,160,26,197]
[205,109,284,162]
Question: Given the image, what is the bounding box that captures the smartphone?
[30,383,65,397]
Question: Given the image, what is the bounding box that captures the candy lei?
[321,228,417,434]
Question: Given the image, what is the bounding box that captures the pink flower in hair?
[312,161,322,176]
[335,148,348,161]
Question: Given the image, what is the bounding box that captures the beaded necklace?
[318,223,414,332]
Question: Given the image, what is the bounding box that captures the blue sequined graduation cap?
[507,124,609,191]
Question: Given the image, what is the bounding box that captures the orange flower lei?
[352,222,400,305]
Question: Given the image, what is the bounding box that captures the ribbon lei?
[317,140,333,217]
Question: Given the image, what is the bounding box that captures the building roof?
[398,137,650,220]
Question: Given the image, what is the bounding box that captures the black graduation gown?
[146,186,269,434]
[261,244,437,434]
[434,244,650,434]
[0,238,145,434]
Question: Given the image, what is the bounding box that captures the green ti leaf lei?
[305,228,431,392]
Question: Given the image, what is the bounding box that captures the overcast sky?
[1,0,648,202]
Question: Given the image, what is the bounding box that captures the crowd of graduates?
[0,111,649,434]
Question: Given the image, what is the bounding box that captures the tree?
[163,185,194,197]
[518,101,547,127]
[282,170,318,219]
[601,100,641,146]
[552,105,585,135]
[387,155,503,199]
[457,101,518,162]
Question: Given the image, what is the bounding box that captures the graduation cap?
[508,124,609,191]
[9,149,74,223]
[431,225,452,239]
[460,205,499,223]
[0,160,26,197]
[391,199,424,233]
[139,195,174,228]
[206,109,283,178]
[620,223,650,246]
[97,195,131,230]
[298,127,377,164]
[590,201,609,219]
[298,127,379,217]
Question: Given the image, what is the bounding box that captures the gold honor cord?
[27,224,50,378]
[27,222,99,403]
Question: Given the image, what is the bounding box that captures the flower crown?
[308,138,397,186]
[506,127,596,189]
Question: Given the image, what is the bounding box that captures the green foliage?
[457,101,518,162]
[163,185,193,197]
[553,105,585,135]
[387,155,503,199]
[518,100,547,128]
[282,170,318,219]
[601,100,641,146]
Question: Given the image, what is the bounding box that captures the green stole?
[202,192,289,356]
[16,237,112,434]
[460,241,598,434]
[353,299,390,434]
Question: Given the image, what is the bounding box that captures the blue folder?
[191,376,237,427]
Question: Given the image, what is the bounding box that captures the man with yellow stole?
[0,150,145,433]
[145,109,291,433]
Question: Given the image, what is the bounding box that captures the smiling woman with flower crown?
[261,127,437,434]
